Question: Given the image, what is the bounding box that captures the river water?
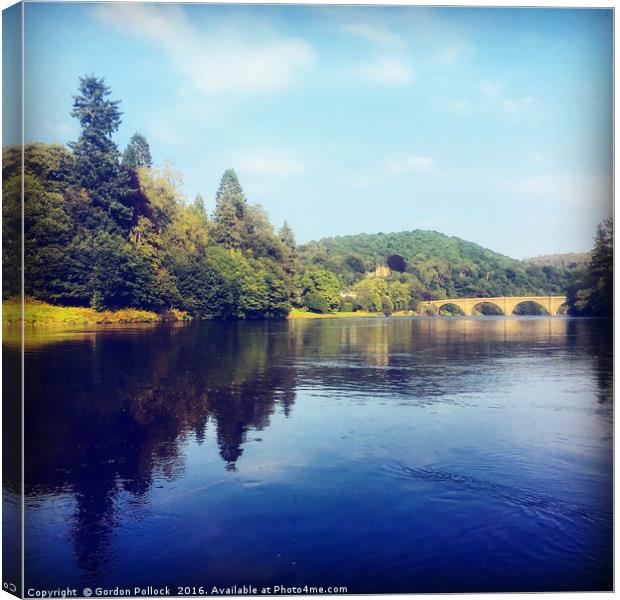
[8,317,613,593]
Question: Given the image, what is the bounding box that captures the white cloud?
[479,80,502,97]
[388,155,434,173]
[146,122,183,146]
[341,22,404,47]
[234,148,309,178]
[447,98,470,113]
[338,171,382,190]
[528,151,545,166]
[498,173,612,211]
[501,96,535,115]
[93,4,316,95]
[433,44,471,66]
[354,58,414,86]
[478,80,535,116]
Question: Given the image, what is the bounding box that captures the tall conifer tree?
[69,75,131,229]
[122,132,153,169]
[211,169,247,249]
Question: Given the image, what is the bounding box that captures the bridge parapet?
[421,296,567,316]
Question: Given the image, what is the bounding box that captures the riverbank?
[3,299,188,326]
[3,301,415,326]
[288,308,414,319]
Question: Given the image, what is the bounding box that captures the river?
[6,317,613,593]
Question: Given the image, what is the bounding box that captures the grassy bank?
[2,299,187,326]
[288,308,414,319]
[3,300,416,326]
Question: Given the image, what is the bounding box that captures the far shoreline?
[2,300,577,327]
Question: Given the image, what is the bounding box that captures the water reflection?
[23,322,297,576]
[9,317,613,591]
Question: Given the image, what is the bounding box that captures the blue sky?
[19,3,612,258]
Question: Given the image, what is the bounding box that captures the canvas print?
[2,2,613,597]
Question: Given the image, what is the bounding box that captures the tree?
[388,280,410,311]
[300,269,340,313]
[211,169,247,249]
[381,295,394,316]
[192,193,208,225]
[69,75,131,229]
[4,143,75,194]
[23,175,75,303]
[122,132,153,169]
[568,219,613,316]
[589,218,613,315]
[279,221,301,305]
[344,253,367,274]
[280,221,296,250]
[244,204,284,260]
[353,278,387,312]
[387,254,407,272]
[2,173,22,298]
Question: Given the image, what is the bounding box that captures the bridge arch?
[420,295,567,317]
[472,301,504,316]
[437,302,466,316]
[510,300,550,316]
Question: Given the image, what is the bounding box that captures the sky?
[16,2,613,258]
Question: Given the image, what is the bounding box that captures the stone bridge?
[421,296,568,316]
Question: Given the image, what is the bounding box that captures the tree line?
[566,218,613,317]
[3,76,296,319]
[2,75,612,319]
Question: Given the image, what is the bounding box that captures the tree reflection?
[19,316,613,581]
[24,321,296,576]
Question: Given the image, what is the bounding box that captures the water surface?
[12,317,613,593]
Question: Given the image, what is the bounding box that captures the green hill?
[525,252,590,269]
[300,230,571,299]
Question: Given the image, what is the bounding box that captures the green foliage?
[351,278,402,315]
[2,172,22,298]
[211,169,247,249]
[567,219,613,317]
[512,301,547,316]
[344,253,368,274]
[122,132,153,169]
[173,248,290,319]
[353,278,386,312]
[4,143,75,194]
[381,295,394,316]
[279,221,302,305]
[23,174,74,303]
[303,292,331,314]
[387,280,410,311]
[11,76,296,319]
[300,229,572,300]
[300,269,340,313]
[12,74,591,322]
[192,193,208,225]
[69,75,131,230]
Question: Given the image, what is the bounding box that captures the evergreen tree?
[589,218,613,315]
[279,221,301,305]
[69,75,131,229]
[244,205,284,259]
[568,218,613,316]
[279,221,296,250]
[192,193,208,225]
[211,169,247,249]
[122,132,153,169]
